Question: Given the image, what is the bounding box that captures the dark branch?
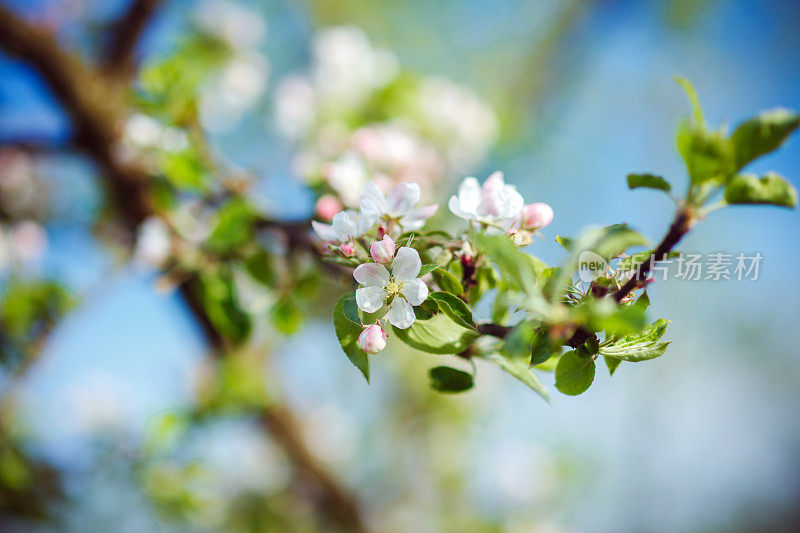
[102,0,164,77]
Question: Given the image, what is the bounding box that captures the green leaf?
[530,329,553,366]
[676,119,734,185]
[393,313,479,355]
[429,366,474,393]
[431,268,463,295]
[271,298,303,335]
[244,251,277,287]
[604,356,622,376]
[333,296,369,381]
[473,234,546,311]
[484,353,549,402]
[205,199,256,254]
[724,172,798,208]
[161,150,206,191]
[429,292,477,330]
[674,76,705,126]
[730,108,800,171]
[418,264,439,277]
[600,318,671,361]
[199,274,251,345]
[627,173,672,193]
[342,294,362,325]
[500,322,534,362]
[555,350,596,396]
[555,235,573,251]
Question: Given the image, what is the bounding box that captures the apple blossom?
[134,217,171,268]
[340,242,356,256]
[520,202,553,230]
[448,171,524,232]
[312,209,374,244]
[369,235,395,264]
[353,247,429,329]
[358,323,387,355]
[359,182,438,231]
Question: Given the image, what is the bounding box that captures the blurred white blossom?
[134,217,172,268]
[195,0,267,50]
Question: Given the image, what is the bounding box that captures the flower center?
[384,279,405,297]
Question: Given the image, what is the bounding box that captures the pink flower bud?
[521,203,553,230]
[369,235,395,264]
[358,323,387,355]
[340,242,355,256]
[315,195,342,222]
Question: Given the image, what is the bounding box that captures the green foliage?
[244,251,277,287]
[199,273,251,345]
[333,295,369,381]
[0,280,72,348]
[431,268,463,295]
[428,292,477,330]
[599,319,671,361]
[484,353,549,402]
[627,173,672,193]
[428,366,474,393]
[729,108,800,171]
[205,199,256,255]
[724,172,798,208]
[393,313,479,355]
[271,297,304,335]
[555,350,595,396]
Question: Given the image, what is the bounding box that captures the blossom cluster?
[272,26,498,213]
[313,173,553,355]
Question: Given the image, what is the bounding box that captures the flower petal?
[359,181,386,219]
[392,247,421,282]
[353,263,390,286]
[386,182,420,217]
[356,286,386,313]
[387,297,415,329]
[311,221,338,241]
[399,204,438,231]
[456,177,481,214]
[448,195,473,220]
[400,278,428,306]
[331,211,358,241]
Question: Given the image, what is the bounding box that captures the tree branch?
[102,0,164,77]
[0,5,367,530]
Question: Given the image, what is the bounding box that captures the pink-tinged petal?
[399,204,438,231]
[356,286,386,313]
[353,262,390,286]
[359,181,386,219]
[358,323,387,354]
[481,171,505,196]
[521,202,554,229]
[312,221,338,241]
[386,182,420,216]
[392,247,421,282]
[387,297,415,329]
[400,278,428,306]
[369,235,395,264]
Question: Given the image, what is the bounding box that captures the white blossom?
[353,247,428,329]
[359,182,438,231]
[312,210,374,244]
[448,171,524,232]
[134,217,171,268]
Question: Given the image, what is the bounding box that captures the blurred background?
[1,0,800,531]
